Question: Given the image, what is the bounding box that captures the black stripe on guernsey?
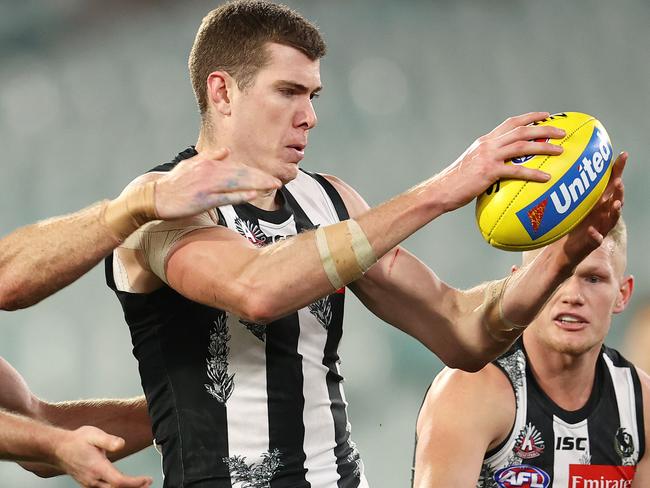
[587,361,620,465]
[633,367,646,459]
[306,171,359,487]
[264,201,315,488]
[266,311,309,487]
[281,187,318,231]
[304,171,351,221]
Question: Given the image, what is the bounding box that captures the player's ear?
[613,275,634,314]
[206,71,233,116]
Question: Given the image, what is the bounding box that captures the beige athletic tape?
[315,226,344,290]
[482,275,526,342]
[102,181,159,241]
[316,220,377,290]
[324,221,362,286]
[348,219,377,271]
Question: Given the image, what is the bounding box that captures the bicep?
[165,225,260,313]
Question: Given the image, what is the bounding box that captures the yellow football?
[475,112,614,251]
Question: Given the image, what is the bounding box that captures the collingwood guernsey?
[106,148,368,488]
[479,340,645,488]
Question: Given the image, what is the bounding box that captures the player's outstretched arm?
[414,365,514,487]
[340,152,626,370]
[0,148,280,311]
[156,113,563,323]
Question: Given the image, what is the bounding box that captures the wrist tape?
[101,181,159,241]
[482,275,526,342]
[315,219,377,290]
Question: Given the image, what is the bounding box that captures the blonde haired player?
[414,218,650,487]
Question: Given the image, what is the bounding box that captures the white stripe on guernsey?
[257,215,297,240]
[286,172,340,224]
[297,307,340,486]
[552,417,590,488]
[224,313,270,467]
[603,354,640,463]
[484,351,529,470]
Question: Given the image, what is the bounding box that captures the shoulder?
[418,363,515,448]
[317,173,370,217]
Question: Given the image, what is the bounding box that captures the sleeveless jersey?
[106,147,369,488]
[479,341,645,488]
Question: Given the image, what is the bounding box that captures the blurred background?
[1,0,649,486]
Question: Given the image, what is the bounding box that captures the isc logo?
[556,436,587,451]
[494,465,550,488]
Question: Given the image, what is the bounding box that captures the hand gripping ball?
[476,112,614,251]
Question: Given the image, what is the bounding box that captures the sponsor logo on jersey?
[514,423,545,459]
[568,464,635,488]
[494,464,550,488]
[516,127,612,240]
[556,436,588,451]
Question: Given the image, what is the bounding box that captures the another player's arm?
[0,149,280,311]
[631,367,650,487]
[0,356,151,461]
[414,365,514,487]
[163,114,564,326]
[332,152,626,370]
[38,396,152,461]
[0,357,152,487]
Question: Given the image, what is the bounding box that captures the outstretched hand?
[561,151,626,262]
[51,426,152,488]
[437,112,565,212]
[154,148,282,219]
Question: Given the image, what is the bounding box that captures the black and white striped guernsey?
[105,147,369,488]
[479,340,645,488]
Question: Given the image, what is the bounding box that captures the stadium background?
[1,0,649,486]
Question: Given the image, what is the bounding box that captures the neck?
[523,334,601,411]
[250,190,282,211]
[196,124,217,153]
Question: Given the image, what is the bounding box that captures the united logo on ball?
[475,112,614,251]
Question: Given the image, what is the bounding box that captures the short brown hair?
[189,1,327,115]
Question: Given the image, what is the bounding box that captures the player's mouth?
[286,143,306,162]
[553,313,588,331]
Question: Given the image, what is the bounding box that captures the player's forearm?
[500,244,574,328]
[40,396,152,459]
[0,409,64,463]
[0,203,119,311]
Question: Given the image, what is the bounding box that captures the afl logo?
[511,138,549,165]
[494,464,550,488]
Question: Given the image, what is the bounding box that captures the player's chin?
[278,162,299,183]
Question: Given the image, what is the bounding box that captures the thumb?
[89,429,126,453]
